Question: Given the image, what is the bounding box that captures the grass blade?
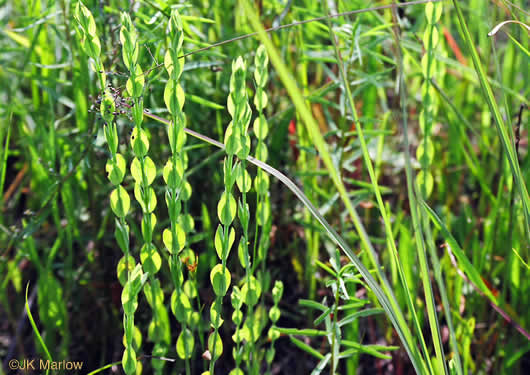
[25,283,52,375]
[239,3,429,373]
[145,111,425,372]
[452,0,530,236]
[421,201,497,302]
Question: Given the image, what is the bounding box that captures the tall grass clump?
[241,1,433,373]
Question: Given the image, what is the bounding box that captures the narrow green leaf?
[289,336,324,360]
[25,283,52,374]
[298,299,328,312]
[276,327,327,336]
[421,201,497,302]
[452,0,530,234]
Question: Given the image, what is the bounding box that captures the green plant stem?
[146,108,424,372]
[325,1,437,372]
[241,158,257,371]
[331,285,339,375]
[452,0,530,236]
[390,5,459,374]
[210,153,234,375]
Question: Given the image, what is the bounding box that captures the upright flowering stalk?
[209,56,250,374]
[120,12,166,374]
[161,10,195,375]
[252,45,272,275]
[74,3,147,375]
[230,55,258,373]
[252,45,276,374]
[73,2,104,90]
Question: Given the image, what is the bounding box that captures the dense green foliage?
[1,0,528,374]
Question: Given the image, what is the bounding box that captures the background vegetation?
[0,0,528,374]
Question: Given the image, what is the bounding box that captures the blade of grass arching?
[147,123,425,375]
[390,8,460,374]
[240,3,427,372]
[488,20,530,41]
[322,2,437,373]
[452,0,530,236]
[294,25,321,315]
[25,283,52,375]
[251,153,430,371]
[241,0,387,288]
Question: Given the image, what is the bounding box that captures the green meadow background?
[0,0,528,374]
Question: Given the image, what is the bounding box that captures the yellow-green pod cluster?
[417,1,444,197]
[73,1,104,89]
[120,12,163,375]
[266,281,284,369]
[74,4,142,374]
[121,264,148,375]
[162,10,187,259]
[230,54,260,374]
[252,45,272,261]
[210,56,252,374]
[120,13,144,127]
[225,57,252,159]
[162,10,196,366]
